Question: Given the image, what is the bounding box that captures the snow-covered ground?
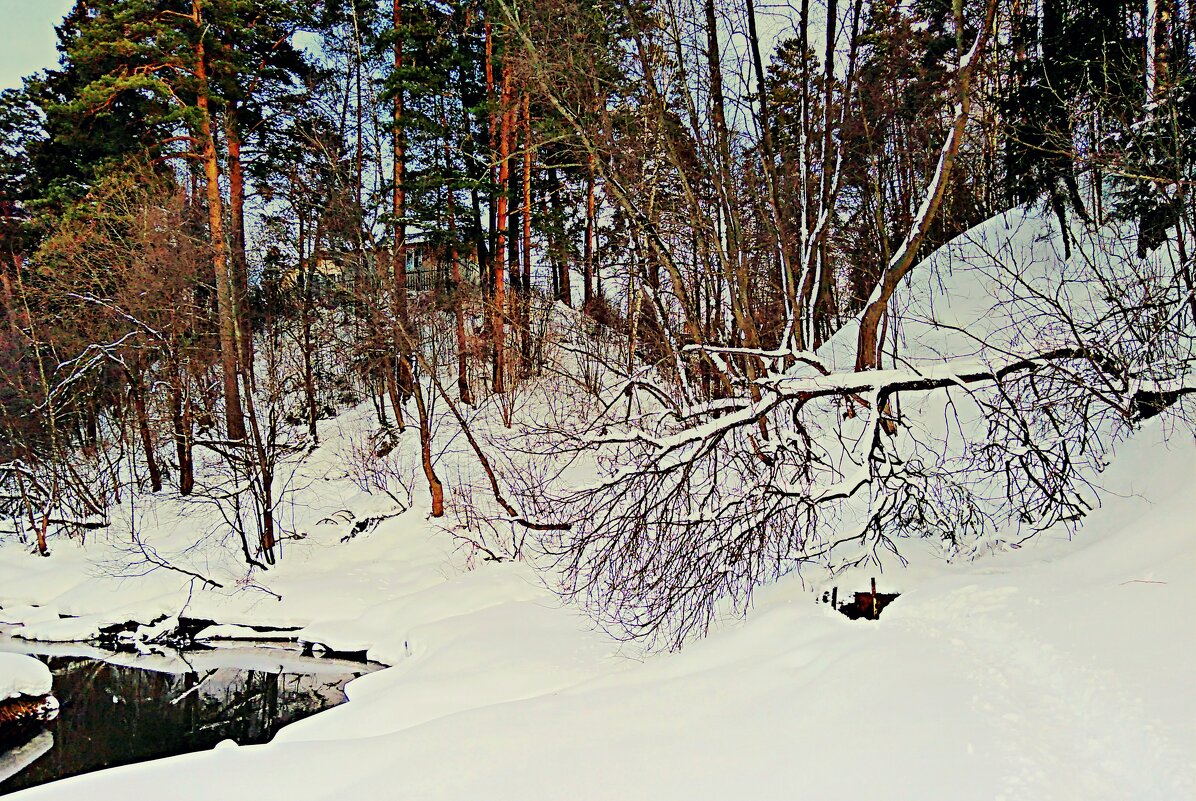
[1,418,1191,800]
[0,653,51,701]
[1,209,1193,799]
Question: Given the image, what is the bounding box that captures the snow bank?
[6,421,1192,801]
[0,653,51,700]
[822,207,1189,372]
[1,208,1192,799]
[0,731,53,787]
[0,402,461,655]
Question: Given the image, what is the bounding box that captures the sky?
[0,0,74,92]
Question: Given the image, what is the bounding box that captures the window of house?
[405,247,423,275]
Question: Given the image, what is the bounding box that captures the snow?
[0,653,52,701]
[0,732,53,787]
[192,624,296,642]
[0,209,1193,798]
[0,420,1189,800]
[0,637,370,680]
[822,207,1191,375]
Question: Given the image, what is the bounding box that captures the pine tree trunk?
[225,104,254,383]
[394,0,415,410]
[485,19,499,297]
[457,8,490,291]
[302,279,319,443]
[299,211,319,443]
[193,0,246,441]
[583,155,596,308]
[446,139,474,406]
[521,92,534,367]
[494,58,513,395]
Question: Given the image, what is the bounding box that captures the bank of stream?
[0,637,380,795]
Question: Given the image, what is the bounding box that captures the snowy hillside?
[1,205,1193,799]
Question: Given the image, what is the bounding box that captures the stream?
[0,637,379,795]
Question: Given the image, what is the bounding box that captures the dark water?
[0,642,377,795]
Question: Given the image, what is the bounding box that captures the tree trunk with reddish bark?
[493,56,513,394]
[193,0,246,441]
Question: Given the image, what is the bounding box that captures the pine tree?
[38,0,317,443]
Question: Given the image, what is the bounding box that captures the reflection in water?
[0,645,375,795]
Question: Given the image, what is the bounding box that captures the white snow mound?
[0,653,52,700]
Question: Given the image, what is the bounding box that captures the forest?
[0,0,1191,651]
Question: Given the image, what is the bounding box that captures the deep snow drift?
[0,209,1193,799]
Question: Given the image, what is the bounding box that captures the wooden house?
[277,229,478,293]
